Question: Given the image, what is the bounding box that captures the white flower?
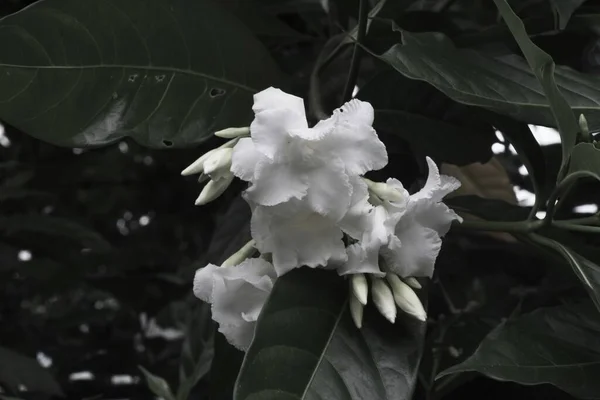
[248,196,347,276]
[193,258,276,350]
[231,87,387,220]
[382,157,461,278]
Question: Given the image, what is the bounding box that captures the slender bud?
[371,277,396,323]
[349,292,364,329]
[195,174,234,206]
[363,178,404,202]
[215,127,250,139]
[222,240,257,268]
[404,277,422,290]
[181,138,240,176]
[203,148,233,180]
[579,114,591,142]
[351,274,368,306]
[386,274,427,322]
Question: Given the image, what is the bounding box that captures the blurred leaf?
[439,302,600,398]
[139,366,176,400]
[209,331,245,400]
[493,0,580,178]
[358,71,495,166]
[379,31,593,146]
[550,0,587,29]
[235,268,426,400]
[0,346,63,397]
[0,188,53,202]
[0,0,281,148]
[447,196,530,222]
[0,215,110,252]
[568,142,600,180]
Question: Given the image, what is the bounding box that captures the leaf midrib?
[0,62,257,92]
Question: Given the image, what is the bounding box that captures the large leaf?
[234,268,426,400]
[379,31,596,142]
[0,346,63,397]
[358,70,495,166]
[568,142,600,181]
[439,302,600,399]
[0,0,281,148]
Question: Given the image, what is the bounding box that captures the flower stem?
[342,0,368,102]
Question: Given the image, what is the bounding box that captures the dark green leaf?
[0,346,63,396]
[0,215,110,252]
[493,0,580,177]
[568,142,600,180]
[446,195,531,222]
[550,0,587,29]
[378,31,592,156]
[139,366,176,400]
[0,0,281,148]
[438,302,600,399]
[358,71,495,166]
[234,268,426,400]
[209,330,245,400]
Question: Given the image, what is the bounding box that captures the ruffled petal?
[382,218,442,278]
[217,322,256,351]
[231,137,264,182]
[305,157,352,221]
[192,263,219,302]
[337,243,385,276]
[253,87,307,120]
[338,177,373,239]
[411,157,461,203]
[251,200,346,276]
[412,200,462,236]
[251,108,307,160]
[321,100,388,175]
[245,158,308,206]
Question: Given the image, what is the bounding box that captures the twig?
[341,0,368,102]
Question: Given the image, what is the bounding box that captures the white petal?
[253,87,307,120]
[305,157,352,221]
[218,322,256,351]
[321,100,388,175]
[413,200,462,236]
[231,138,264,182]
[411,157,461,203]
[193,263,219,302]
[382,218,442,278]
[251,200,346,276]
[337,243,384,276]
[251,108,306,160]
[245,158,308,206]
[338,177,372,239]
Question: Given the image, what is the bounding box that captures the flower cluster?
[184,87,461,350]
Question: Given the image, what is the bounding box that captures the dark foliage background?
[1,0,600,399]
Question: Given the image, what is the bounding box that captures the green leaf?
[0,0,281,148]
[568,142,600,180]
[139,366,176,400]
[550,0,587,29]
[0,346,63,397]
[358,71,495,166]
[234,268,426,400]
[378,31,592,166]
[493,0,580,178]
[438,302,600,399]
[0,215,110,252]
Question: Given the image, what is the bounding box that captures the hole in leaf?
[162,140,173,147]
[210,88,226,97]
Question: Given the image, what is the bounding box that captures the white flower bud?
[351,274,368,306]
[349,292,364,329]
[198,172,209,183]
[203,148,233,180]
[222,240,257,268]
[404,277,422,290]
[371,277,396,323]
[195,174,234,206]
[214,127,250,139]
[386,274,426,322]
[181,138,240,176]
[363,178,404,202]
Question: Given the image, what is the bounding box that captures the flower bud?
[181,138,240,176]
[371,277,396,323]
[404,277,422,290]
[349,292,364,329]
[363,178,404,202]
[222,240,257,268]
[386,274,426,322]
[195,174,234,206]
[579,114,591,142]
[198,172,209,183]
[203,148,233,180]
[351,274,368,306]
[214,127,250,139]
